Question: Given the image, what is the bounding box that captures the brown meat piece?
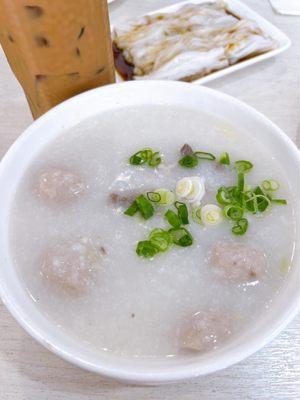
[180,311,232,352]
[180,143,194,156]
[210,241,266,283]
[40,238,105,294]
[37,167,86,203]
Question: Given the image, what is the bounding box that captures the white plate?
[114,0,291,84]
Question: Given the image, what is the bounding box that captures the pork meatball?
[37,167,86,203]
[180,311,231,352]
[210,241,266,283]
[40,238,105,293]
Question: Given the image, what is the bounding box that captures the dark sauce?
[113,42,134,81]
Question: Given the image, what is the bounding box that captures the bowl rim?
[0,80,299,384]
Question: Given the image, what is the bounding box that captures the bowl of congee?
[0,81,299,384]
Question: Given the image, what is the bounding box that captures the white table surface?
[0,0,299,398]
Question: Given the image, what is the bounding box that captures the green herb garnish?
[165,209,181,228]
[179,150,216,168]
[262,179,280,192]
[216,187,233,205]
[147,191,161,203]
[168,227,193,247]
[130,149,152,166]
[219,152,230,165]
[223,204,244,221]
[125,194,154,220]
[237,172,244,192]
[232,218,249,235]
[148,152,161,167]
[175,201,189,225]
[149,229,172,252]
[194,151,216,161]
[271,199,287,205]
[178,155,198,168]
[235,160,253,173]
[244,187,270,213]
[135,195,154,219]
[124,201,138,216]
[136,240,159,258]
[129,148,162,168]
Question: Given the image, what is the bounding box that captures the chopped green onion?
[147,191,161,203]
[223,205,244,221]
[219,152,230,165]
[262,179,280,192]
[192,207,202,224]
[148,151,161,167]
[232,218,248,235]
[230,186,244,205]
[244,191,258,213]
[168,227,193,247]
[135,194,154,220]
[124,201,138,216]
[149,229,172,252]
[201,204,223,226]
[194,151,216,161]
[165,209,181,228]
[129,148,162,167]
[237,172,244,192]
[136,240,159,258]
[271,199,287,205]
[244,187,270,213]
[216,187,232,205]
[178,155,198,168]
[143,148,153,160]
[235,160,253,173]
[256,195,271,212]
[155,189,175,205]
[254,186,270,212]
[130,149,153,166]
[175,202,189,225]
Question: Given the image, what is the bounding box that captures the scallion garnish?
[135,194,154,219]
[149,229,172,252]
[262,179,280,192]
[168,227,193,247]
[194,151,216,161]
[147,191,161,203]
[244,189,270,213]
[192,207,202,224]
[216,187,233,205]
[125,194,154,219]
[178,155,198,168]
[179,150,216,168]
[155,189,175,205]
[136,240,159,258]
[148,151,161,168]
[219,152,230,165]
[165,209,181,229]
[235,160,253,173]
[130,149,152,166]
[129,148,162,168]
[223,204,244,221]
[232,218,248,235]
[175,201,189,225]
[237,172,244,192]
[271,199,287,205]
[124,201,138,216]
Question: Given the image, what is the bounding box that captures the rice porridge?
[9,104,296,359]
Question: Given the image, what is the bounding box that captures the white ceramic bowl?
[0,81,299,384]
